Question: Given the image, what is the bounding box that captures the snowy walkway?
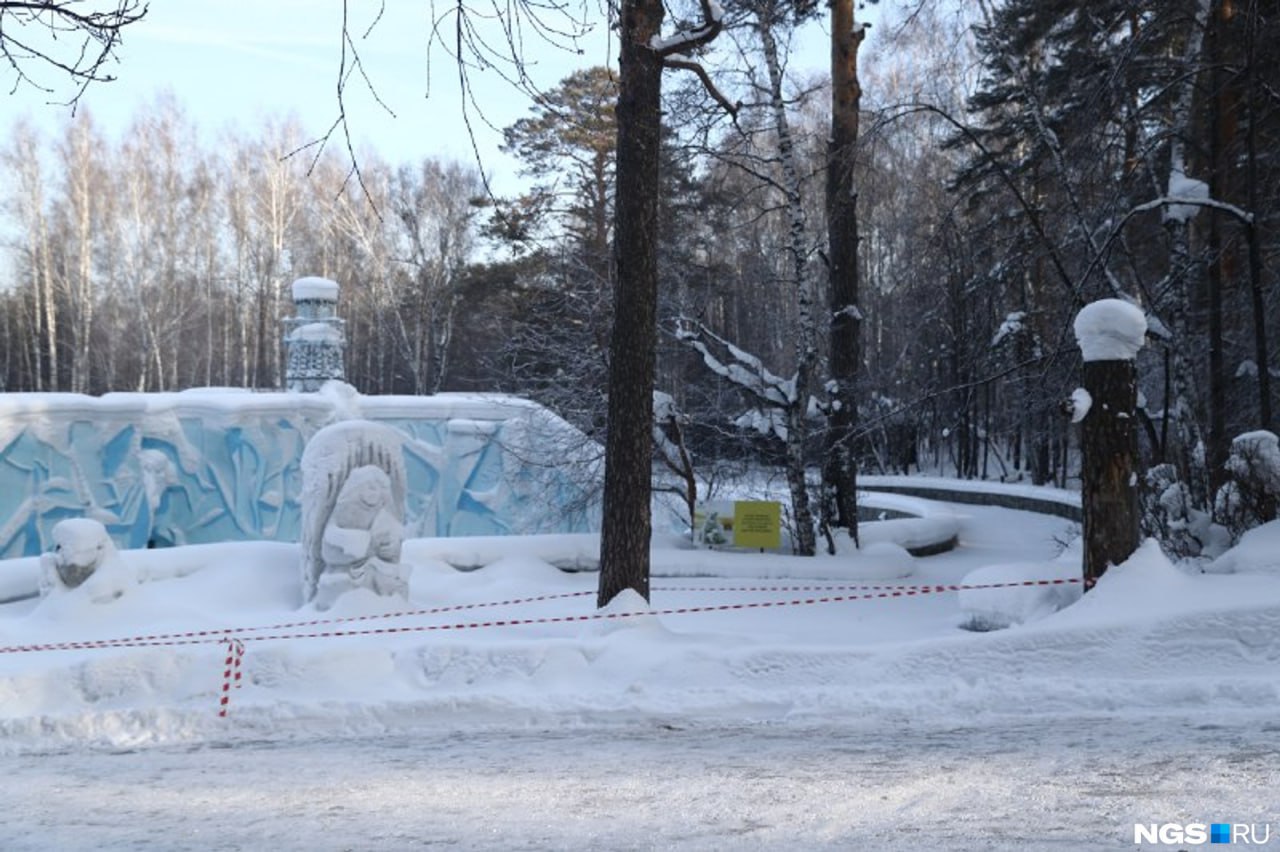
[4,717,1276,851]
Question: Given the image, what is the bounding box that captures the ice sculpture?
[39,518,136,603]
[0,388,600,559]
[284,277,346,392]
[300,420,410,608]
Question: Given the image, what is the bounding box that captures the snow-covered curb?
[858,492,960,556]
[861,475,1082,521]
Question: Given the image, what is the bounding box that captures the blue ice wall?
[0,388,599,558]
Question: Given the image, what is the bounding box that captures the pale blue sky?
[1,2,877,194]
[1,0,613,192]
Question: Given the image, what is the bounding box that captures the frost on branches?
[1215,431,1280,542]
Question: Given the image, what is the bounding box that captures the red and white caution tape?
[217,636,244,718]
[0,577,1081,716]
[0,578,1082,657]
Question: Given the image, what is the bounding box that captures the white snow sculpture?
[300,420,410,608]
[39,518,137,603]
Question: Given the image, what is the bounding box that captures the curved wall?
[0,386,599,558]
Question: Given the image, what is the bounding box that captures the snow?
[1072,298,1147,362]
[1164,167,1210,224]
[647,0,723,54]
[958,538,1081,630]
[1069,387,1092,423]
[990,310,1026,348]
[285,321,343,343]
[1207,520,1280,576]
[2,493,1280,849]
[1227,429,1280,493]
[289,276,339,302]
[861,473,1081,512]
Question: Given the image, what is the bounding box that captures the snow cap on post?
[291,276,340,302]
[1073,299,1147,362]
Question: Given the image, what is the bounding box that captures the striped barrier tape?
[0,577,1082,656]
[217,637,244,718]
[0,577,1081,716]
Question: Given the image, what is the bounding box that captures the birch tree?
[389,159,483,394]
[2,120,57,391]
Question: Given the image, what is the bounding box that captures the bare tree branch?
[0,0,147,109]
[665,57,739,118]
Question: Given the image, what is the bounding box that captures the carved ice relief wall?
[0,388,600,559]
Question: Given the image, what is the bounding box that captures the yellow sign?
[732,501,782,550]
[694,500,782,551]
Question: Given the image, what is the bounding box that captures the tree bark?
[597,0,665,608]
[758,4,817,556]
[1080,359,1141,588]
[1242,2,1272,433]
[823,0,865,546]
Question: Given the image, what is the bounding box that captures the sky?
[0,0,615,192]
[0,1,884,196]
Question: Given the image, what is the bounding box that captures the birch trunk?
[758,7,817,556]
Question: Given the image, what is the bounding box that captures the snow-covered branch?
[675,320,794,408]
[650,0,734,118]
[650,0,724,57]
[1128,193,1254,227]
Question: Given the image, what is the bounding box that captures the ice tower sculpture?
[284,276,346,392]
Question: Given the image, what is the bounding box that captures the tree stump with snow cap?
[1073,299,1146,589]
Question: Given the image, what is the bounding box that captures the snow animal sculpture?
[299,420,410,608]
[39,518,137,603]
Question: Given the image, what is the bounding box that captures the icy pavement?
[4,717,1277,851]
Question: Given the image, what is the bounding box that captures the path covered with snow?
[4,718,1276,851]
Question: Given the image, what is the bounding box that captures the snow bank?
[1068,387,1092,423]
[958,539,1082,630]
[1073,299,1147,362]
[1206,520,1280,576]
[4,499,1280,758]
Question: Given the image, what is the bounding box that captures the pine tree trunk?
[1080,359,1141,588]
[597,0,665,608]
[1242,6,1272,433]
[823,0,865,545]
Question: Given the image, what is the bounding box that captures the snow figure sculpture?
[39,518,137,603]
[300,420,409,609]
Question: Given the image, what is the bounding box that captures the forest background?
[1,0,1276,559]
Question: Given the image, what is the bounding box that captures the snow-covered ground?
[2,499,1279,850]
